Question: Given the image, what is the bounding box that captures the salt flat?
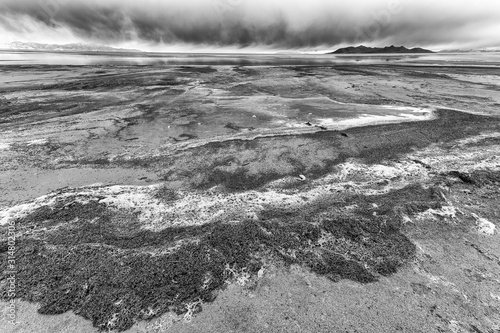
[1,56,500,333]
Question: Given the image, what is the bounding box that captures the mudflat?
[1,63,499,333]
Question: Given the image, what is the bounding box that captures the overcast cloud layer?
[0,0,499,51]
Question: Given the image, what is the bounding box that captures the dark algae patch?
[156,109,500,191]
[0,183,446,331]
[1,110,497,331]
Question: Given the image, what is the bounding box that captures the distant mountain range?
[330,45,435,54]
[7,41,141,53]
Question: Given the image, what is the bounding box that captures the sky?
[0,0,499,52]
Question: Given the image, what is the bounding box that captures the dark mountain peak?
[331,45,434,54]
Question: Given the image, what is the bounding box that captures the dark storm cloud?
[0,0,499,49]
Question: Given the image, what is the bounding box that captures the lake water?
[1,50,500,67]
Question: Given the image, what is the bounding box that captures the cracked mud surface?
[1,64,500,332]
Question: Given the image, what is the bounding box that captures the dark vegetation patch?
[468,170,500,186]
[448,171,476,184]
[447,170,500,186]
[155,110,500,192]
[14,198,108,229]
[210,156,238,168]
[37,73,188,91]
[111,103,161,126]
[176,66,217,74]
[332,66,386,77]
[65,157,111,167]
[227,83,259,96]
[179,133,197,139]
[339,109,500,163]
[287,66,321,77]
[0,96,122,125]
[0,184,444,331]
[224,122,255,132]
[76,109,500,191]
[404,71,452,80]
[157,77,183,86]
[232,66,258,76]
[40,77,134,91]
[199,168,283,191]
[356,97,399,105]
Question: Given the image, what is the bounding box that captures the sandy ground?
[1,63,500,333]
